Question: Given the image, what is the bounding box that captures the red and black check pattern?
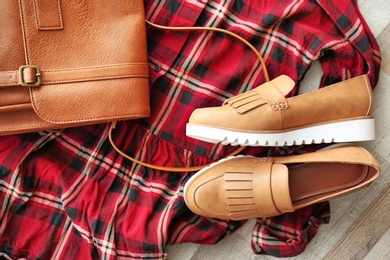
[0,0,381,259]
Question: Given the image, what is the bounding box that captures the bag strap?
[108,20,270,172]
[109,121,246,172]
[144,21,270,82]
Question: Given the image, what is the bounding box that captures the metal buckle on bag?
[18,65,41,87]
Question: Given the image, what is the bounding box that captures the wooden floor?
[167,1,390,259]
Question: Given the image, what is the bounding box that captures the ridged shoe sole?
[186,118,375,146]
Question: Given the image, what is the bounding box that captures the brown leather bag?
[0,0,150,135]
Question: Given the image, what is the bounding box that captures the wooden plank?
[364,228,390,260]
[167,242,200,260]
[189,231,255,260]
[358,0,390,37]
[323,183,390,259]
[370,72,390,160]
[377,24,390,76]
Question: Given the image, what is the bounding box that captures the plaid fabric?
[0,0,381,259]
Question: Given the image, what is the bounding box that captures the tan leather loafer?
[186,75,375,146]
[183,145,380,220]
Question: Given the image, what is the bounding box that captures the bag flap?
[19,0,150,123]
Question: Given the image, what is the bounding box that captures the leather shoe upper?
[184,145,380,220]
[188,74,373,131]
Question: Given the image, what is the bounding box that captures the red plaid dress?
[0,0,381,259]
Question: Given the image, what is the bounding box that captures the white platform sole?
[186,118,375,146]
